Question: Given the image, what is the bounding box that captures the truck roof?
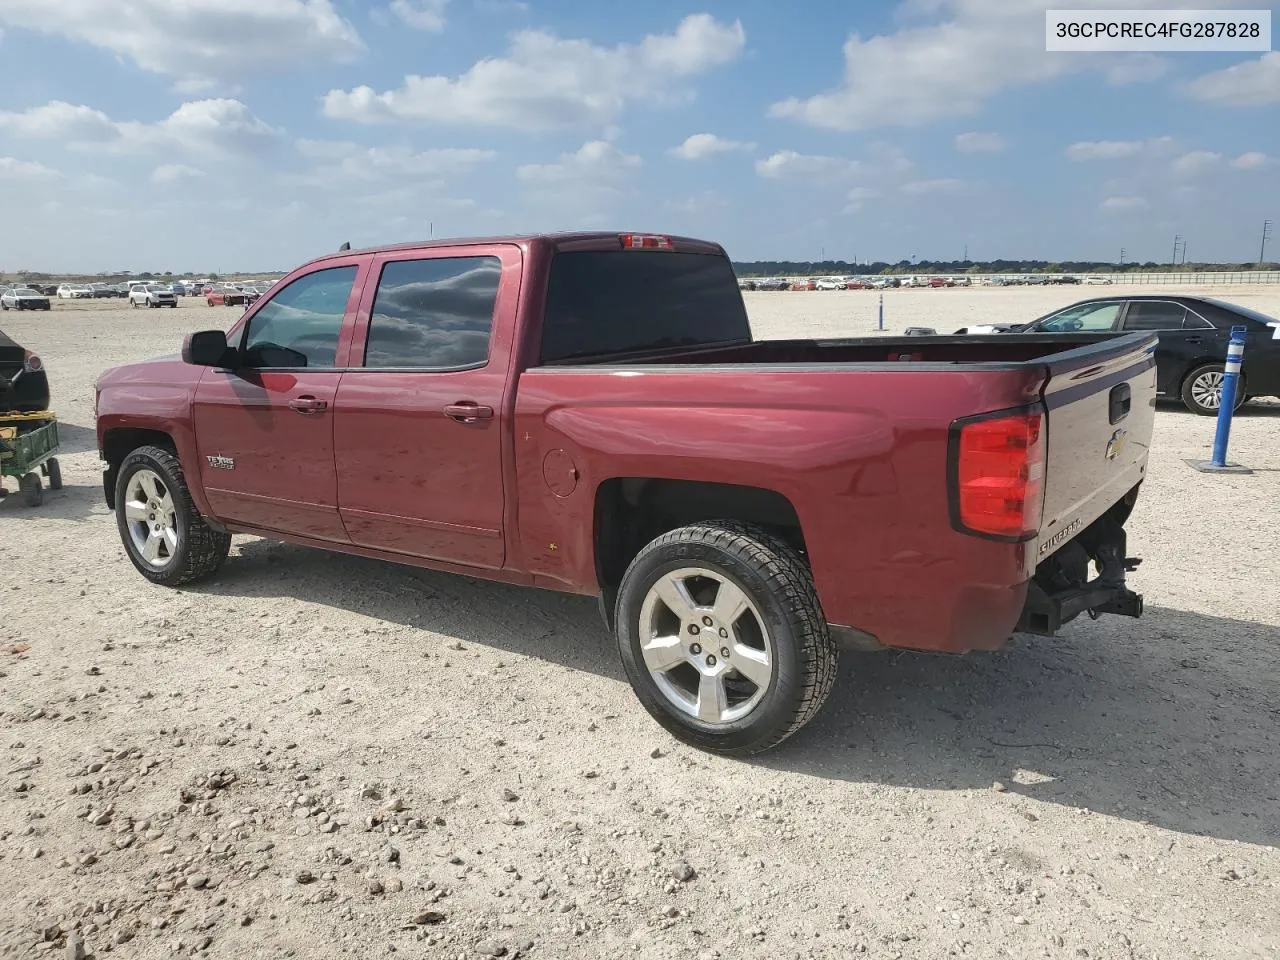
[300,232,727,269]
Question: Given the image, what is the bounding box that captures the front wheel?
[115,445,231,586]
[1182,363,1247,416]
[615,522,838,755]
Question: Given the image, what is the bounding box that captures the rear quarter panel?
[514,363,1048,652]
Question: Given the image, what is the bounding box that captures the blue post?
[877,293,884,331]
[1210,325,1247,465]
[1188,324,1252,474]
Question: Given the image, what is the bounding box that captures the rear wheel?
[615,522,838,755]
[1182,364,1247,416]
[115,445,231,586]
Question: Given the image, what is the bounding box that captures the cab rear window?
[540,251,751,363]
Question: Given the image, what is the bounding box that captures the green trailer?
[0,411,62,506]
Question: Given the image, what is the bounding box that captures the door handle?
[444,401,494,423]
[1184,336,1202,345]
[289,396,328,415]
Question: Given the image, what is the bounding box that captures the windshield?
[540,251,751,363]
[15,288,39,296]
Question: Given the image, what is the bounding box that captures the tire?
[115,445,231,586]
[1182,363,1246,416]
[130,299,137,309]
[615,521,838,755]
[45,457,62,490]
[20,472,43,507]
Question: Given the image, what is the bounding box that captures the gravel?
[1,291,1278,959]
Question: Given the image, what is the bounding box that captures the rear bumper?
[831,488,1143,654]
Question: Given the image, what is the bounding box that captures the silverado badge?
[206,455,235,470]
[1105,429,1128,461]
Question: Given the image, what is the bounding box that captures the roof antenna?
[338,241,351,252]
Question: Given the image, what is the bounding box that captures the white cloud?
[668,133,755,160]
[901,178,967,195]
[1105,54,1169,85]
[0,157,61,181]
[0,0,364,88]
[843,186,881,214]
[1101,196,1147,212]
[152,164,205,184]
[388,0,448,30]
[1230,151,1272,170]
[954,131,1006,152]
[293,139,497,185]
[323,14,744,131]
[1065,137,1174,161]
[1171,150,1221,177]
[767,0,1218,131]
[755,150,859,181]
[517,140,641,185]
[0,99,279,158]
[1186,52,1280,107]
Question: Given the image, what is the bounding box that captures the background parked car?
[56,284,92,299]
[0,326,50,412]
[129,281,178,309]
[206,284,247,307]
[954,295,1280,415]
[88,283,116,298]
[1,287,52,311]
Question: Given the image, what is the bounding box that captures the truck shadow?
[205,540,1278,849]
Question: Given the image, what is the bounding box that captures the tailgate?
[1034,332,1156,560]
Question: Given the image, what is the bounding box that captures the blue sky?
[0,0,1277,272]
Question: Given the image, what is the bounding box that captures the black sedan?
[0,328,50,412]
[956,295,1280,415]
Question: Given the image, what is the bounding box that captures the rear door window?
[364,256,501,369]
[1121,302,1188,331]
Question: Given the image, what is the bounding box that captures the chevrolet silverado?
[95,232,1156,754]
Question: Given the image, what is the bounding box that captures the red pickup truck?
[95,232,1155,754]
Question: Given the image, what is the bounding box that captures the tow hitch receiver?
[1017,515,1143,637]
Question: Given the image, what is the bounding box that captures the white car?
[1083,276,1113,285]
[814,278,843,291]
[56,284,93,299]
[952,276,971,287]
[129,282,178,309]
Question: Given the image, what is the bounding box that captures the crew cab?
[95,232,1156,755]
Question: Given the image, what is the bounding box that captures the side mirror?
[182,330,236,368]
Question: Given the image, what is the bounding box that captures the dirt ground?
[1,287,1277,960]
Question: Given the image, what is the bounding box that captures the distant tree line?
[733,259,1280,277]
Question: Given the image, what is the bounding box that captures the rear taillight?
[950,409,1045,539]
[23,351,43,374]
[619,233,674,250]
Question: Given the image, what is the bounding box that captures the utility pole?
[1171,234,1181,267]
[1262,220,1273,264]
[963,243,968,262]
[1119,247,1126,266]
